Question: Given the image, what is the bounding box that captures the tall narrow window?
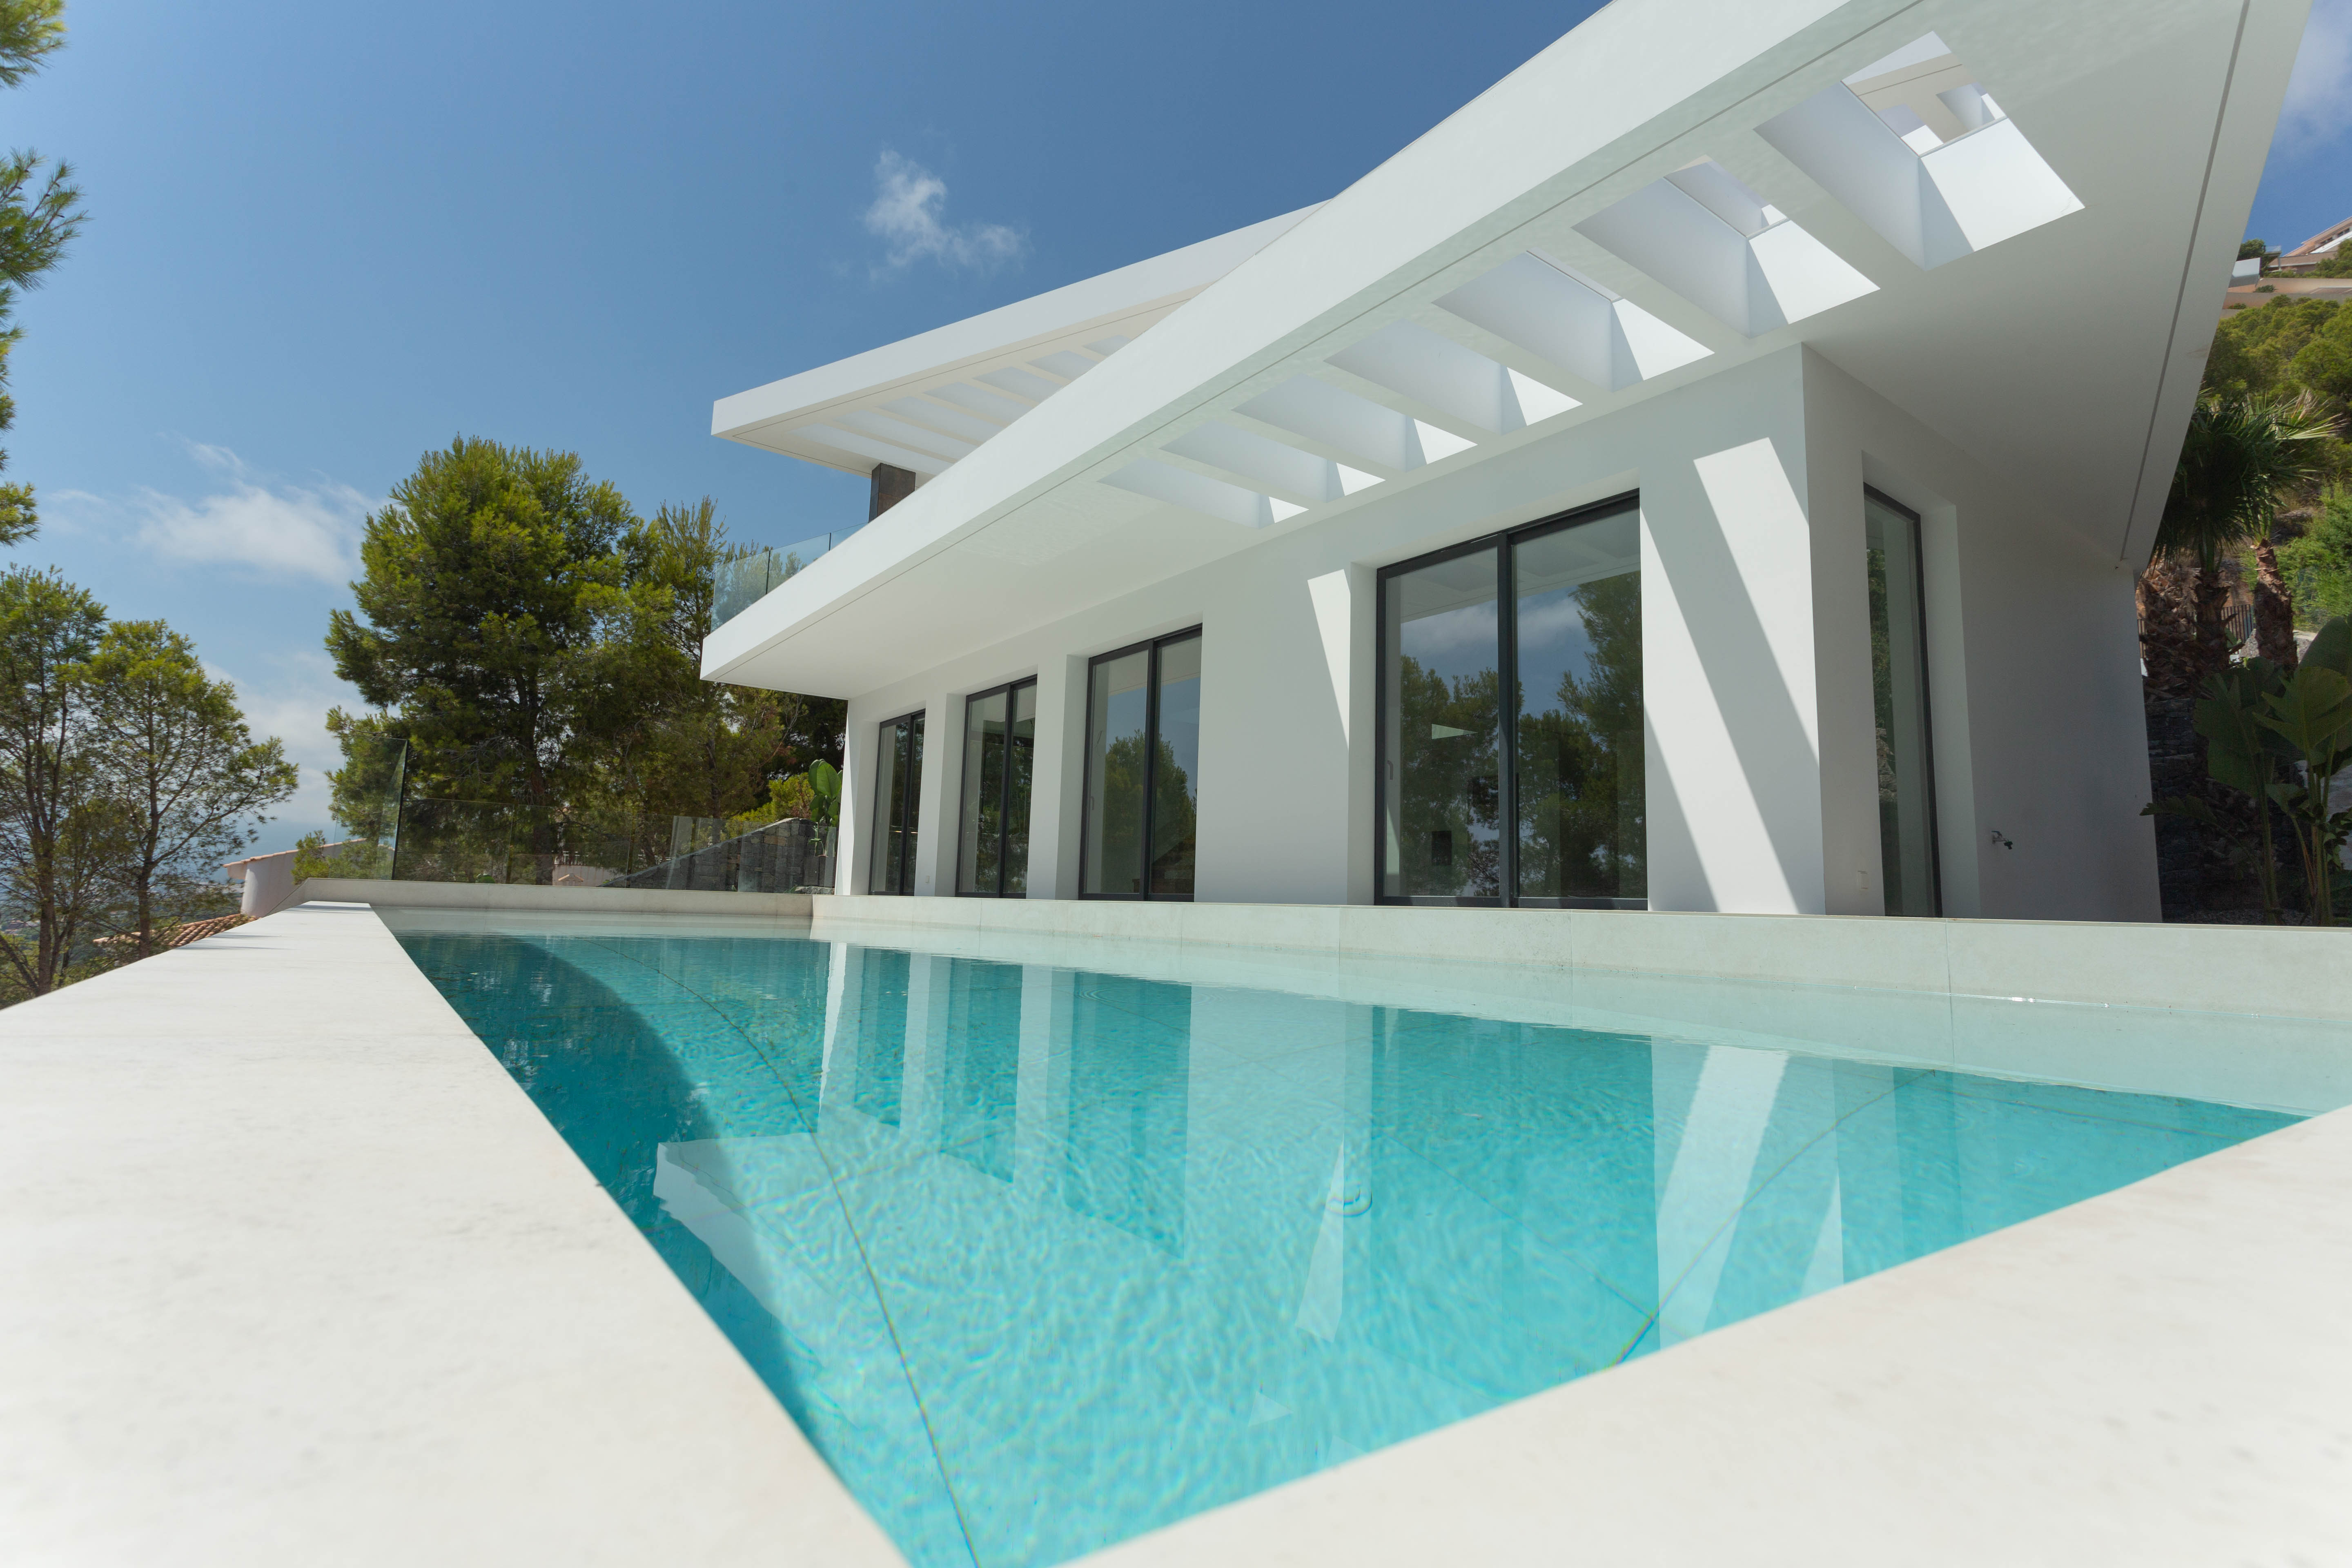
[1081,629,1202,900]
[956,678,1037,897]
[1866,489,1939,916]
[1378,495,1644,907]
[869,711,924,896]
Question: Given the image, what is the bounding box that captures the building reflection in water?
[412,930,2294,1568]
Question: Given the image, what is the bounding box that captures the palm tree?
[2143,391,2336,691]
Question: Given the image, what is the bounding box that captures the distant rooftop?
[2274,215,2352,276]
[2285,216,2352,260]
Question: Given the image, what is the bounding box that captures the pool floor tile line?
[1073,1094,2352,1566]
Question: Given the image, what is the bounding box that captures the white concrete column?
[911,692,954,897]
[1640,352,1829,914]
[1795,362,1886,919]
[1026,653,1084,900]
[837,704,877,895]
[1194,550,1356,906]
[227,850,298,917]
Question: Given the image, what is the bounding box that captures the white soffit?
[704,0,2300,698]
[713,206,1322,477]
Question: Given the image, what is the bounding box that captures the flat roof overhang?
[711,208,1321,480]
[704,0,2307,699]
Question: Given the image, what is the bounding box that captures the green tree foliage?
[321,703,404,844]
[1516,574,1643,902]
[80,621,298,954]
[1089,731,1194,895]
[2278,488,2352,624]
[2204,298,2352,412]
[327,438,643,815]
[1394,659,1502,897]
[0,567,115,993]
[0,0,85,546]
[590,499,790,825]
[2159,390,2338,567]
[325,441,847,873]
[0,570,295,998]
[2143,390,2336,688]
[2147,618,2352,923]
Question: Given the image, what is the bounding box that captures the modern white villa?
[706,0,2298,926]
[13,5,2352,1568]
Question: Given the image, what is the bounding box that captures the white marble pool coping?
[7,891,2349,1565]
[0,901,900,1567]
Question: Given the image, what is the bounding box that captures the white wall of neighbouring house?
[832,346,2156,922]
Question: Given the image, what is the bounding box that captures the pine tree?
[0,0,86,546]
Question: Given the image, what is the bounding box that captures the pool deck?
[2,894,2348,1564]
[0,901,899,1568]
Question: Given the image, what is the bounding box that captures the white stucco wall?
[1799,351,2160,922]
[830,346,2156,922]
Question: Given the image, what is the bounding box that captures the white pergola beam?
[1163,421,1374,506]
[1238,376,1430,474]
[1100,458,1303,530]
[799,423,952,478]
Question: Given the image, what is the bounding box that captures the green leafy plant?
[808,758,841,826]
[2143,390,2338,692]
[2149,616,2352,922]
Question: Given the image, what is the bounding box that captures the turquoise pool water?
[399,927,2298,1568]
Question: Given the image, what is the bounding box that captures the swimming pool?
[397,921,2300,1568]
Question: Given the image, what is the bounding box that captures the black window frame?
[1079,626,1203,902]
[954,675,1039,899]
[1863,484,1942,917]
[1374,491,1644,910]
[869,708,924,897]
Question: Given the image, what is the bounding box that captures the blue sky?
[5,0,2349,853]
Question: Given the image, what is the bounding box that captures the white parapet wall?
[290,877,817,918]
[805,893,2352,1020]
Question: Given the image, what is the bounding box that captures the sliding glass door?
[1081,629,1201,899]
[957,678,1038,897]
[869,711,924,896]
[1380,546,1503,900]
[1865,489,1939,916]
[1378,496,1644,907]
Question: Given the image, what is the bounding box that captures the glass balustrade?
[711,525,866,630]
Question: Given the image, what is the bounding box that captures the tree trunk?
[2137,556,2206,696]
[2252,537,2299,669]
[2192,560,2234,682]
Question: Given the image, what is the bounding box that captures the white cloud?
[863,150,1027,274]
[2282,0,2352,151]
[207,649,361,856]
[127,443,374,585]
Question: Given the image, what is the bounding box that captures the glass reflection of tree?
[1866,545,1900,853]
[1097,733,1195,895]
[1516,573,1644,901]
[1396,659,1501,898]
